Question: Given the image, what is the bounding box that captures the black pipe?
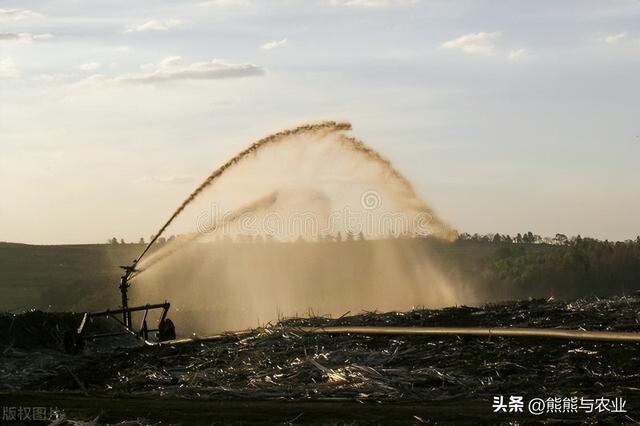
[88,303,170,318]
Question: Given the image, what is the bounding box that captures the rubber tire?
[158,318,176,342]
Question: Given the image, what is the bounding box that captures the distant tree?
[157,237,167,244]
[515,233,523,244]
[554,233,568,246]
[109,237,118,245]
[335,232,343,242]
[139,237,145,245]
[492,233,502,244]
[357,232,365,241]
[522,231,535,244]
[120,238,125,244]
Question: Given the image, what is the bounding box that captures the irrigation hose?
[161,326,640,345]
[296,326,640,342]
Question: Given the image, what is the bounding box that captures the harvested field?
[1,296,640,423]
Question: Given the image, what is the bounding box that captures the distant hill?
[1,237,639,313]
[0,242,144,311]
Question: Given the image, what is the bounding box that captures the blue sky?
[1,0,639,243]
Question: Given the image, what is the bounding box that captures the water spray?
[64,190,279,354]
[65,120,640,353]
[134,121,351,267]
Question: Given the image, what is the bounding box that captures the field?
[1,239,640,424]
[1,296,640,424]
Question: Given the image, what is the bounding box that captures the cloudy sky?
[1,0,639,244]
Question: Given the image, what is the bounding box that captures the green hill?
[1,236,639,313]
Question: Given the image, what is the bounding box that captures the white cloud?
[159,56,182,67]
[441,32,501,54]
[597,32,640,47]
[0,33,34,43]
[508,48,529,61]
[80,62,102,71]
[78,56,266,86]
[139,62,156,71]
[261,38,287,50]
[602,33,628,44]
[0,58,20,79]
[0,9,42,20]
[114,46,131,53]
[0,32,53,43]
[125,19,182,33]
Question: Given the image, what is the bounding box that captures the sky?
[1,0,639,244]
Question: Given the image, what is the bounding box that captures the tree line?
[107,236,176,245]
[447,234,640,301]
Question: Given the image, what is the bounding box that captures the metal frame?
[76,302,171,342]
[68,262,172,351]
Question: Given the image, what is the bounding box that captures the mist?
[131,121,469,335]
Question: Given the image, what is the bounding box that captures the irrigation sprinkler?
[64,261,176,354]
